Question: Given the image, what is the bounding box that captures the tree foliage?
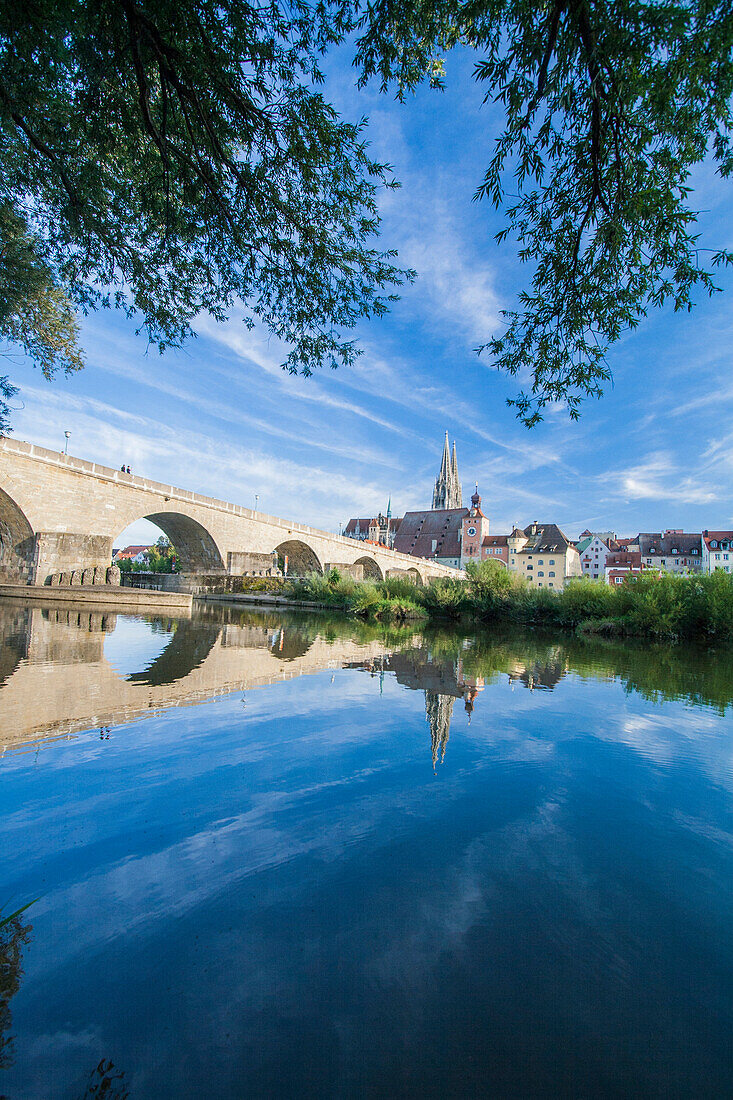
[0,205,84,430]
[351,0,733,423]
[0,0,410,426]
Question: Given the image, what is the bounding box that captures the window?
[549,559,555,565]
[538,559,544,565]
[725,554,730,561]
[527,564,533,570]
[711,541,718,548]
[615,577,623,584]
[549,571,555,577]
[538,582,543,587]
[538,571,544,577]
[548,582,553,588]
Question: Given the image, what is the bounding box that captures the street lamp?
[254,494,259,511]
[64,430,71,455]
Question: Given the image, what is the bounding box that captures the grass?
[282,561,733,642]
[287,570,427,621]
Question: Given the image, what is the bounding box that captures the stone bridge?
[0,436,461,586]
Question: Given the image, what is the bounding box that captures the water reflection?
[0,908,32,1071]
[2,599,733,760]
[1,600,733,1096]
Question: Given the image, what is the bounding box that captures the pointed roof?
[440,431,451,477]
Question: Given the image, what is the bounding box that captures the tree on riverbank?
[0,0,409,429]
[2,0,732,428]
[351,0,733,423]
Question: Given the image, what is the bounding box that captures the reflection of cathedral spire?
[425,690,455,771]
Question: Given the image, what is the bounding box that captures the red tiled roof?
[482,535,508,547]
[702,530,733,549]
[115,545,150,559]
[606,550,642,568]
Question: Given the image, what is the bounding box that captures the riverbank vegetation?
[286,562,733,642]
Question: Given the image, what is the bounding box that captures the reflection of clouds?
[18,1027,102,1100]
[6,655,733,1096]
[605,709,733,783]
[103,617,173,678]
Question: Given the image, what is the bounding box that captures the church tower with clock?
[460,485,488,567]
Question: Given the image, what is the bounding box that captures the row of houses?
[344,493,733,589]
[577,529,733,584]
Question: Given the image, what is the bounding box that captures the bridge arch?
[0,486,36,583]
[355,555,383,581]
[274,539,322,576]
[117,511,225,574]
[407,567,424,586]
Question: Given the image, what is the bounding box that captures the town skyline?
[4,47,732,547]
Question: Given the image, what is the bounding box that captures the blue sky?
[6,47,733,545]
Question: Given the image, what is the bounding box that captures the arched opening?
[113,513,225,575]
[274,540,322,576]
[355,556,383,581]
[0,487,36,583]
[407,567,424,586]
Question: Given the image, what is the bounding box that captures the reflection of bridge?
[0,436,459,585]
[0,603,418,752]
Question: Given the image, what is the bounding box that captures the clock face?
[467,526,477,537]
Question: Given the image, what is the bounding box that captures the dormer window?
[650,548,656,554]
[672,548,678,554]
[711,541,718,548]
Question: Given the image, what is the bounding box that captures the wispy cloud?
[12,385,394,530]
[599,452,719,506]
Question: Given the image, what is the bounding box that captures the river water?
[1,599,732,1098]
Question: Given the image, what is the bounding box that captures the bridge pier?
[323,563,365,581]
[33,532,113,587]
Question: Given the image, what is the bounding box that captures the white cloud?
[12,385,395,530]
[600,452,719,506]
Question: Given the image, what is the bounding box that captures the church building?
[344,431,476,568]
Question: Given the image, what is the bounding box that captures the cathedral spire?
[440,431,450,477]
[432,431,463,509]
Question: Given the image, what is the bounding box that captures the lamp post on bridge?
[63,430,71,455]
[254,494,259,512]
